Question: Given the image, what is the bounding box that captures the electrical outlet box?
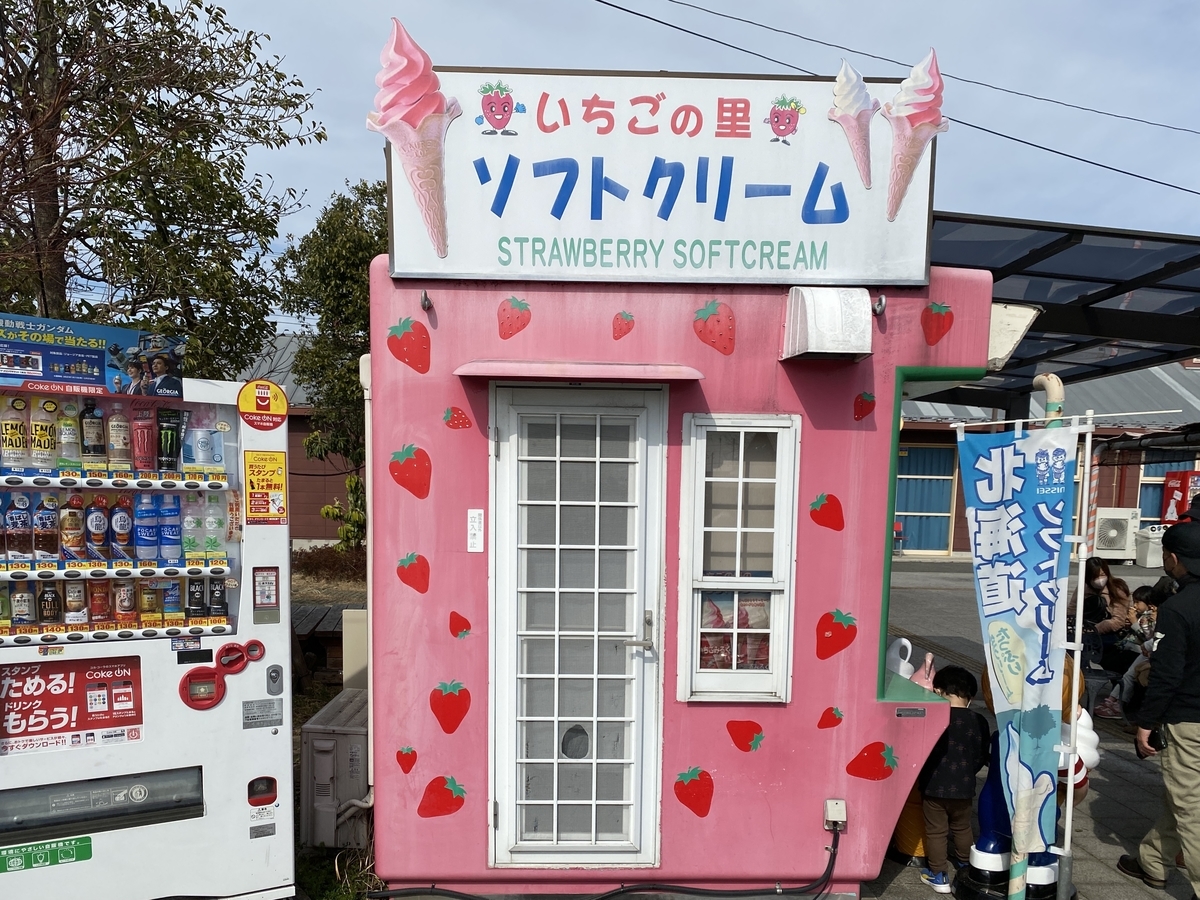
[824,798,847,831]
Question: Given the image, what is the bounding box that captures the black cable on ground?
[367,828,840,900]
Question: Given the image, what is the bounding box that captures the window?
[1139,459,1200,525]
[677,415,800,702]
[493,387,664,866]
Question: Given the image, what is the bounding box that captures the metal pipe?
[360,352,375,788]
[1033,373,1064,428]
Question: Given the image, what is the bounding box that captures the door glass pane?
[706,432,740,476]
[560,593,594,631]
[559,639,594,674]
[523,723,554,758]
[598,594,630,632]
[596,805,630,840]
[522,418,557,457]
[523,549,556,588]
[560,506,596,545]
[521,805,553,840]
[597,682,630,718]
[521,679,554,716]
[523,764,553,800]
[560,550,595,588]
[596,764,629,801]
[599,463,632,502]
[559,726,593,762]
[561,462,596,501]
[561,418,597,458]
[522,593,555,630]
[597,639,628,675]
[522,461,556,500]
[522,639,556,674]
[600,418,635,459]
[599,550,632,589]
[596,721,628,757]
[559,680,593,716]
[599,507,632,546]
[522,506,556,544]
[557,804,591,839]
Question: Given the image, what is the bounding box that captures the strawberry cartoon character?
[921,302,954,345]
[846,742,898,781]
[764,95,805,145]
[498,296,532,339]
[693,300,735,355]
[673,766,714,817]
[475,81,525,135]
[417,775,467,817]
[429,680,471,733]
[444,407,472,429]
[387,317,430,373]
[612,310,635,340]
[396,746,417,773]
[389,445,432,498]
[396,552,430,593]
[815,609,858,659]
[726,720,764,752]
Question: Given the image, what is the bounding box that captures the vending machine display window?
[676,414,801,703]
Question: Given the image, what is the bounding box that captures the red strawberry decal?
[443,407,472,429]
[387,317,431,373]
[396,746,417,773]
[612,310,635,340]
[809,493,844,531]
[429,680,471,734]
[498,296,531,339]
[726,720,764,752]
[449,611,471,639]
[817,707,844,730]
[846,742,898,781]
[853,392,876,421]
[479,81,514,131]
[396,552,430,593]
[816,609,857,660]
[920,302,953,346]
[390,445,432,498]
[417,775,467,817]
[673,766,714,817]
[693,300,735,355]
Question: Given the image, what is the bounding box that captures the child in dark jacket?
[917,666,991,893]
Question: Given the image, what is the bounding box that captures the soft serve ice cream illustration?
[827,60,880,189]
[366,18,462,257]
[882,49,948,221]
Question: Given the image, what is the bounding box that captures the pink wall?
[369,257,993,892]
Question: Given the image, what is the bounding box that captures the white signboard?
[384,69,939,285]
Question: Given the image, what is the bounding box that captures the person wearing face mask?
[1073,556,1136,672]
[1117,522,1200,897]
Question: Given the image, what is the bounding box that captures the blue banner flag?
[957,428,1077,856]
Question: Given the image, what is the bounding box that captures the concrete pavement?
[865,558,1187,900]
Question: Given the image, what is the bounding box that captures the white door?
[492,387,664,867]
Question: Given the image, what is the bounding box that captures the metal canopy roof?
[924,211,1200,410]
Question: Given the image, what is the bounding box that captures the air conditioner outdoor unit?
[301,688,369,849]
[1093,507,1140,561]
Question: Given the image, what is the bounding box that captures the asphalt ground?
[865,557,1184,900]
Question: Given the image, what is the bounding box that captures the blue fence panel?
[897,446,955,477]
[896,514,950,551]
[895,478,953,514]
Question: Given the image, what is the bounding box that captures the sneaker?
[1094,696,1123,719]
[1117,854,1167,889]
[919,868,951,893]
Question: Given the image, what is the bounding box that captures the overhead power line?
[666,0,1200,139]
[590,0,1200,199]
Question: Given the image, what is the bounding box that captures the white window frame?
[490,386,665,868]
[676,413,800,703]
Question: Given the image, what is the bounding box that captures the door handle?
[624,611,654,649]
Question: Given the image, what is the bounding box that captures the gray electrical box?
[300,688,369,848]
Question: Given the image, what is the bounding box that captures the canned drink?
[137,584,161,615]
[64,582,88,625]
[185,578,207,617]
[88,580,112,621]
[207,577,228,617]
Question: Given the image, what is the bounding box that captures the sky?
[223,0,1200,250]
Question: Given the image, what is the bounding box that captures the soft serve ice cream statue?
[367,18,462,257]
[882,49,949,221]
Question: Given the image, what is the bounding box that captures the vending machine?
[0,315,293,900]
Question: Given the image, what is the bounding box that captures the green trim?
[878,366,987,700]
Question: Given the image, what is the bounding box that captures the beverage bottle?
[37,582,63,624]
[56,399,82,469]
[60,490,86,560]
[203,492,226,558]
[113,579,137,621]
[88,579,112,622]
[80,399,107,470]
[28,398,56,469]
[107,402,132,469]
[159,493,182,560]
[134,493,159,561]
[0,581,8,622]
[181,493,203,557]
[85,494,111,559]
[207,577,228,616]
[32,491,60,560]
[132,410,156,472]
[162,579,182,614]
[110,493,135,560]
[63,582,88,625]
[137,582,161,616]
[0,396,29,468]
[185,577,207,617]
[10,584,35,624]
[4,492,32,561]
